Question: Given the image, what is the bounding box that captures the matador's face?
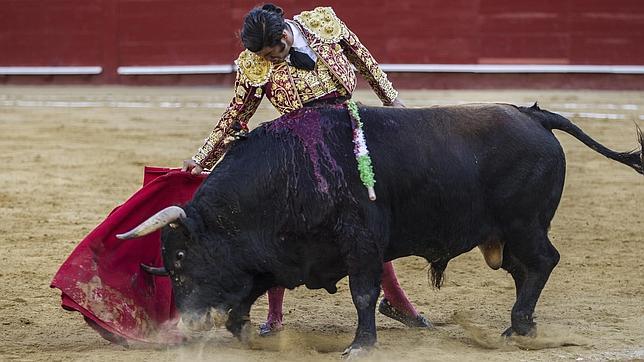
[255,28,293,63]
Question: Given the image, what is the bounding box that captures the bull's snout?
[177,307,228,333]
[209,307,229,328]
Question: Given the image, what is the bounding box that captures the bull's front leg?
[345,269,381,356]
[338,216,385,357]
[226,282,271,345]
[225,303,252,345]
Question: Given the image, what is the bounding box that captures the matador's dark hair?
[241,4,287,52]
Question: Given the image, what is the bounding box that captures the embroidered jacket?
[193,7,398,169]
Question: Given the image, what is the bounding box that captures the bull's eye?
[176,250,185,261]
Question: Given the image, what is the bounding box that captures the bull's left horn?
[116,206,186,239]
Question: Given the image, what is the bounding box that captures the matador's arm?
[192,69,264,169]
[340,26,398,105]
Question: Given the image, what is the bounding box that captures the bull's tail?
[520,103,644,175]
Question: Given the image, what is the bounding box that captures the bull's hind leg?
[501,228,560,337]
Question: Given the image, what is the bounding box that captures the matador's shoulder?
[234,49,272,87]
[293,7,348,44]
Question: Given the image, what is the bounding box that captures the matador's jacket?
[192,7,399,169]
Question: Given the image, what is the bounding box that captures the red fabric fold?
[51,167,207,344]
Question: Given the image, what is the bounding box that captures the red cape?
[51,167,207,344]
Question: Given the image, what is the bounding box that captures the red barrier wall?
[0,1,104,66]
[1,0,644,87]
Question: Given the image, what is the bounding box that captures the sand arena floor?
[0,86,642,361]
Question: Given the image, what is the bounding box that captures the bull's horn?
[116,206,186,239]
[140,263,169,276]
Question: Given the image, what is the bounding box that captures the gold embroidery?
[235,50,272,87]
[294,7,347,44]
[291,59,346,105]
[235,85,246,100]
[314,41,356,95]
[268,62,303,114]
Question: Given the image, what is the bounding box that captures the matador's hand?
[182,159,204,175]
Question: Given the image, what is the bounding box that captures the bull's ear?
[163,216,187,231]
[163,217,192,239]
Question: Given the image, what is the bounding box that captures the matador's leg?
[379,261,432,328]
[258,287,284,336]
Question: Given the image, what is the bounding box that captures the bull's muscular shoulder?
[293,7,348,43]
[234,50,272,87]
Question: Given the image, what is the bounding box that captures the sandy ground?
[0,86,642,361]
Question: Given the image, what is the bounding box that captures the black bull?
[120,103,643,353]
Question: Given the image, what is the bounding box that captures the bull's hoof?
[501,326,514,337]
[378,298,433,329]
[501,325,537,338]
[258,320,283,337]
[341,345,373,360]
[238,322,252,346]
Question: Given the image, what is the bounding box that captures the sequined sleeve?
[192,71,263,169]
[341,27,398,105]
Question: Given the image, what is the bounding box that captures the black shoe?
[378,298,433,328]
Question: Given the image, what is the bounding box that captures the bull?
[118,103,643,355]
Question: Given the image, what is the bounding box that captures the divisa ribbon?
[346,100,376,201]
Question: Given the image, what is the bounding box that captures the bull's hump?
[265,106,343,193]
[436,103,512,112]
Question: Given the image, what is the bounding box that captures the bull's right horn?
[116,206,186,240]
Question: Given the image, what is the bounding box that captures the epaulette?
[293,7,348,44]
[234,49,272,87]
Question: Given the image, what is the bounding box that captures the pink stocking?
[380,261,418,317]
[266,286,285,326]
